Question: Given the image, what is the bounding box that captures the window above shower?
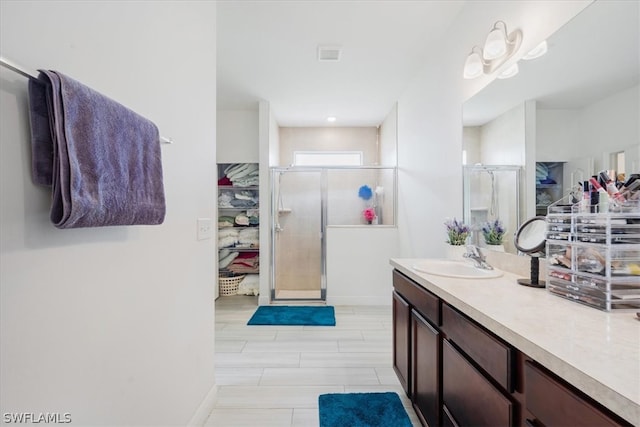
[293,151,363,167]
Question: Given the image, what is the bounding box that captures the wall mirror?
[463,0,640,255]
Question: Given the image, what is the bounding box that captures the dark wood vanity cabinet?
[392,269,632,427]
[393,270,441,427]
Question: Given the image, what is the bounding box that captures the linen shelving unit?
[217,163,260,296]
[545,196,640,311]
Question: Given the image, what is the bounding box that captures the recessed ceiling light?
[327,116,337,123]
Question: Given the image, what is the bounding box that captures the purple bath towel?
[27,71,165,228]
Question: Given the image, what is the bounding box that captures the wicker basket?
[219,274,245,296]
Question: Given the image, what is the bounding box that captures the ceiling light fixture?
[463,20,522,79]
[522,40,548,60]
[327,116,337,123]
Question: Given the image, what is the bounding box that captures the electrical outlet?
[197,218,213,240]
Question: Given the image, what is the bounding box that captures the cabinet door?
[443,339,513,427]
[412,309,441,427]
[393,290,411,395]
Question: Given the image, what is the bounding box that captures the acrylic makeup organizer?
[545,196,640,311]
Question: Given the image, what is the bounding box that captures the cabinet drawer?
[525,361,629,426]
[442,303,514,391]
[443,339,513,427]
[393,270,440,325]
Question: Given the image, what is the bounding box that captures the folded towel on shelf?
[219,251,239,269]
[234,213,250,226]
[218,191,234,208]
[230,198,257,208]
[218,175,232,186]
[235,190,258,202]
[247,209,259,225]
[218,216,235,228]
[28,70,165,228]
[227,252,259,274]
[238,227,259,246]
[231,171,259,187]
[218,227,239,248]
[225,163,258,180]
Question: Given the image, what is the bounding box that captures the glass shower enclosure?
[463,165,522,253]
[271,167,326,301]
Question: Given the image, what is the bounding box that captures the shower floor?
[275,289,323,300]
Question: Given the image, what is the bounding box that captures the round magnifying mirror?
[513,216,547,288]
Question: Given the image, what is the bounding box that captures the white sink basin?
[412,259,503,279]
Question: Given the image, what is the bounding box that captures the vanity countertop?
[390,258,640,425]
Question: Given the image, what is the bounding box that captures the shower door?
[463,165,521,254]
[271,168,326,301]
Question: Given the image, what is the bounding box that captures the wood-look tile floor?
[205,295,421,427]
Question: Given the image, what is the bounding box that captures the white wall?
[326,227,399,305]
[579,84,640,172]
[258,101,276,305]
[480,103,526,165]
[217,109,259,163]
[0,2,217,425]
[379,104,398,167]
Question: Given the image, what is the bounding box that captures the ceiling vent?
[317,45,342,62]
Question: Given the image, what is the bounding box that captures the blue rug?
[319,392,412,427]
[247,305,336,326]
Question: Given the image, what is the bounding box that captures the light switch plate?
[197,218,213,240]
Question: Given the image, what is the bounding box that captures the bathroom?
[1,0,638,425]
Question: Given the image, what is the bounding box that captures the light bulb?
[463,51,483,79]
[523,40,548,60]
[483,25,507,60]
[497,63,519,79]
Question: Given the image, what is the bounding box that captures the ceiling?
[216,1,465,127]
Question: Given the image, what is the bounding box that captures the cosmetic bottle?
[589,177,600,213]
[599,171,624,202]
[582,181,590,213]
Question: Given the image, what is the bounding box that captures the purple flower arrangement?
[445,218,469,246]
[482,219,505,245]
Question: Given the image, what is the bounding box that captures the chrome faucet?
[464,245,494,270]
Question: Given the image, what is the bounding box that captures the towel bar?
[0,56,173,145]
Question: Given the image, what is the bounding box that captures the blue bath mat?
[318,392,412,427]
[247,305,336,326]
